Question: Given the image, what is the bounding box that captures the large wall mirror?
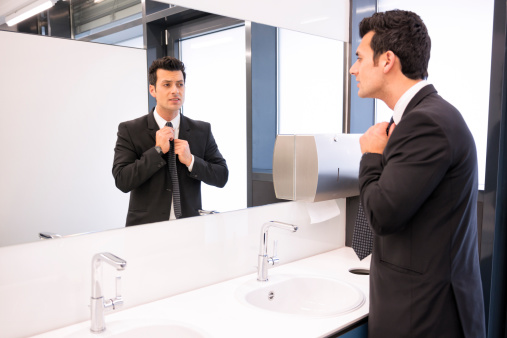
[0,0,349,247]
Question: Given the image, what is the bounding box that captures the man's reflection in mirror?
[113,56,228,226]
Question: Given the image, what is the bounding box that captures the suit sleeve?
[187,125,228,188]
[359,112,451,236]
[112,122,167,193]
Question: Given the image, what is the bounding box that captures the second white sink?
[236,274,365,318]
[58,319,210,338]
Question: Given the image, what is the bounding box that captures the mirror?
[0,1,348,247]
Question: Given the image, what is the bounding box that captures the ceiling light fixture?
[5,0,57,27]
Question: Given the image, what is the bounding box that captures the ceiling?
[0,0,141,32]
[0,0,51,25]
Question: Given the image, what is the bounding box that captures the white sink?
[236,274,365,317]
[60,320,209,337]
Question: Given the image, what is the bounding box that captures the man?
[113,56,228,226]
[350,10,486,337]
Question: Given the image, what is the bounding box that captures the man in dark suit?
[113,56,228,226]
[349,10,486,337]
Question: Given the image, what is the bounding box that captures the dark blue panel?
[349,0,376,134]
[487,81,507,337]
[484,0,507,333]
[487,2,507,335]
[339,322,368,338]
[251,23,277,171]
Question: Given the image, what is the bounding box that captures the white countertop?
[33,247,370,338]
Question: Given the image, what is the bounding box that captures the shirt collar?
[153,109,181,131]
[392,80,429,124]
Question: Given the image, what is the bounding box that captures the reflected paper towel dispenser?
[273,134,362,202]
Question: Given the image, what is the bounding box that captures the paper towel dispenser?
[273,134,362,202]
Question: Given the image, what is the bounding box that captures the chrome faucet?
[90,252,127,334]
[257,221,298,282]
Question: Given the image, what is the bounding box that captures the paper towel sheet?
[306,200,341,224]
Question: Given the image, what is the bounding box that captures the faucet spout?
[257,221,298,282]
[90,252,127,334]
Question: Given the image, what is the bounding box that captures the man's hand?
[360,121,395,154]
[155,125,175,153]
[174,139,192,166]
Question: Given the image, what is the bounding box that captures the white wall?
[0,198,346,337]
[375,0,494,189]
[158,0,350,42]
[0,31,148,246]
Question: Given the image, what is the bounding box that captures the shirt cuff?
[187,155,195,172]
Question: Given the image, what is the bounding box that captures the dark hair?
[359,10,431,80]
[148,56,186,86]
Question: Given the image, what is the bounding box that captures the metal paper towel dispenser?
[273,134,362,202]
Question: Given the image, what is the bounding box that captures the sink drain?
[268,291,275,300]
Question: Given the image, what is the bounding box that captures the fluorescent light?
[300,17,330,25]
[6,0,56,27]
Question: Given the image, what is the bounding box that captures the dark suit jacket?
[359,85,485,337]
[112,111,228,226]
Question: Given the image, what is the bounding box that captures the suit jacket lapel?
[147,108,158,142]
[178,113,191,140]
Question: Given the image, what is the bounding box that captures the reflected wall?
[181,26,248,212]
[0,30,148,246]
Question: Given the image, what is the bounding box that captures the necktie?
[352,119,392,259]
[351,201,373,260]
[386,116,395,136]
[166,122,182,219]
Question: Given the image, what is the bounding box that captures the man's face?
[350,31,385,99]
[149,69,185,115]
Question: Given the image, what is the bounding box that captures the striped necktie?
[351,201,373,260]
[166,122,182,219]
[351,117,392,259]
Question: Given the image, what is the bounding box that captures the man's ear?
[383,51,396,74]
[149,84,156,98]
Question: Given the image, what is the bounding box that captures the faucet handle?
[115,276,122,297]
[113,276,124,309]
[268,240,280,266]
[104,276,124,311]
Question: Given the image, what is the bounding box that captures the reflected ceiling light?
[5,0,57,27]
[300,17,330,25]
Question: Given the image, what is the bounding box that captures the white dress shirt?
[392,80,429,124]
